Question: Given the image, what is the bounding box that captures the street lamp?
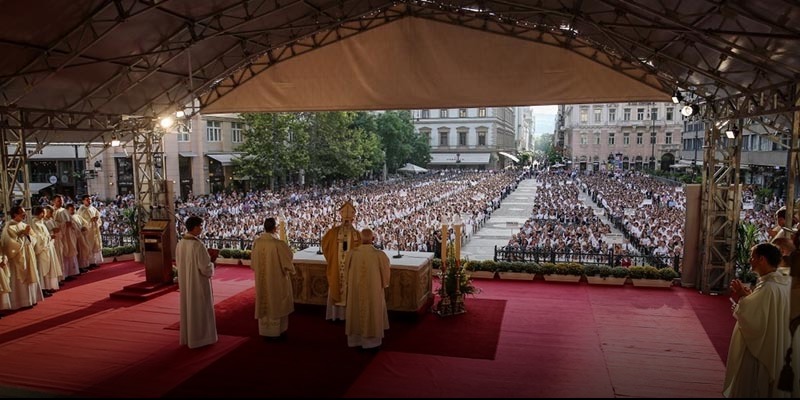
[650,115,656,170]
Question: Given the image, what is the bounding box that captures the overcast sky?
[531,105,558,135]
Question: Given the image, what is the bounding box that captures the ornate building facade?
[411,107,522,169]
[561,102,684,171]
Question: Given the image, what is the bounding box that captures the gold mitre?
[339,201,356,220]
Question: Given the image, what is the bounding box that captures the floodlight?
[671,91,683,104]
[725,125,738,139]
[680,104,699,117]
[175,110,186,118]
[159,116,175,129]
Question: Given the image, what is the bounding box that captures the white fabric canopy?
[397,163,428,173]
[498,152,520,163]
[204,17,668,113]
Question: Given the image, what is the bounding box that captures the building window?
[650,131,657,144]
[623,108,631,121]
[580,134,588,145]
[440,109,448,118]
[231,122,243,143]
[419,129,431,144]
[666,108,674,121]
[458,131,467,146]
[608,132,615,145]
[177,120,191,142]
[609,109,616,122]
[623,132,630,145]
[421,109,430,118]
[459,109,467,118]
[637,108,645,120]
[636,132,643,145]
[665,131,672,144]
[650,108,658,120]
[595,133,601,145]
[478,108,487,117]
[580,107,589,123]
[439,131,449,147]
[593,109,602,123]
[206,120,221,142]
[478,130,487,146]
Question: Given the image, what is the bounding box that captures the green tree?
[234,113,309,190]
[375,111,429,172]
[305,112,383,183]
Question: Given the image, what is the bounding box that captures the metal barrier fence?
[102,234,138,248]
[494,246,681,272]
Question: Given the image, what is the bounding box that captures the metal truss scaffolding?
[699,122,743,294]
[131,125,168,236]
[0,116,33,216]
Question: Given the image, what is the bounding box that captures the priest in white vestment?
[176,216,218,349]
[77,195,104,268]
[250,217,295,340]
[724,242,790,398]
[0,244,12,313]
[52,195,79,279]
[1,206,43,309]
[345,228,390,350]
[31,206,61,292]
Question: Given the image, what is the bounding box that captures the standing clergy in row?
[176,216,218,349]
[344,228,390,351]
[250,217,295,341]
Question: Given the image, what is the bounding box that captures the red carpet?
[385,298,505,360]
[58,261,144,291]
[165,287,259,337]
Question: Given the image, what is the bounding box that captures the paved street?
[462,177,629,261]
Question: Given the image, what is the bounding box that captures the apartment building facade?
[412,107,521,169]
[561,102,684,171]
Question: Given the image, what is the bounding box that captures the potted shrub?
[216,248,239,265]
[498,262,536,281]
[121,207,142,262]
[465,260,496,279]
[543,262,583,283]
[586,264,626,285]
[630,266,673,288]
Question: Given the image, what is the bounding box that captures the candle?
[440,214,449,269]
[452,213,463,261]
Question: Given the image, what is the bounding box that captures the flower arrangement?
[438,242,479,297]
[434,242,479,316]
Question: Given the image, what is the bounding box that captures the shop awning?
[429,153,490,165]
[179,152,198,157]
[12,182,54,197]
[498,151,520,163]
[206,153,242,166]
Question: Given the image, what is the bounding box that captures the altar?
[291,247,433,313]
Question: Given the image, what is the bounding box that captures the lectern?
[142,219,172,283]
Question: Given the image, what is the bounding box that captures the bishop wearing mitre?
[321,201,361,322]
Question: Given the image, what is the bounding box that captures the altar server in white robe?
[1,206,43,309]
[176,216,217,349]
[724,242,790,398]
[345,228,390,350]
[250,217,295,340]
[77,195,103,268]
[53,195,79,278]
[31,206,61,293]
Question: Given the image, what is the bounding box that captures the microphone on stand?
[393,246,403,259]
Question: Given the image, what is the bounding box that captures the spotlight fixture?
[111,135,121,147]
[671,91,683,104]
[680,104,699,117]
[175,110,186,118]
[159,116,175,129]
[725,125,738,139]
